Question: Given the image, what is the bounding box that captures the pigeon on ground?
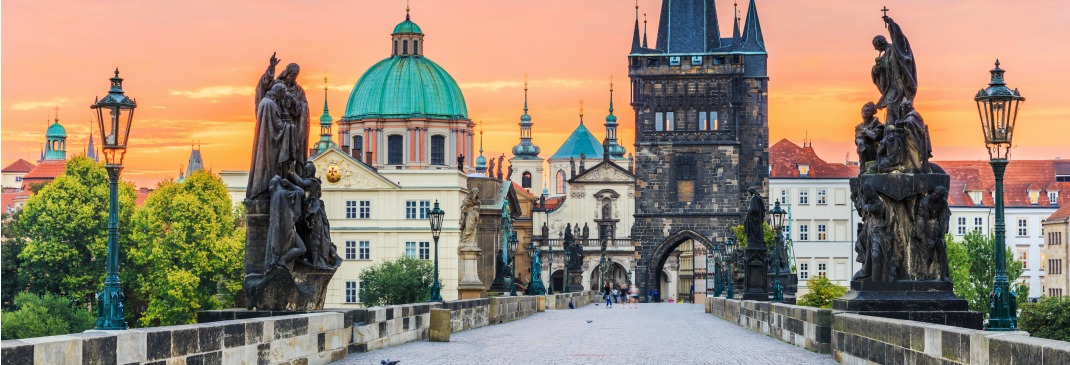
[381,359,400,365]
[586,320,593,323]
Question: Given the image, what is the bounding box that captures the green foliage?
[797,275,848,308]
[126,170,244,326]
[946,232,1028,315]
[8,156,136,308]
[0,292,95,340]
[2,213,31,310]
[1019,296,1070,342]
[731,224,777,248]
[358,257,434,306]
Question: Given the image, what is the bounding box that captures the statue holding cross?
[871,10,917,125]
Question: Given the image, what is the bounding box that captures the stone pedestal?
[428,308,451,342]
[457,246,486,299]
[833,281,983,329]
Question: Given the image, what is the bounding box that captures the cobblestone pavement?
[337,302,837,365]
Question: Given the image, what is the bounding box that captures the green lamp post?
[91,68,136,330]
[975,59,1024,331]
[508,231,519,296]
[725,236,736,299]
[527,237,546,295]
[712,244,724,297]
[428,200,445,302]
[769,200,787,303]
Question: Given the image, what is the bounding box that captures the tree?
[358,257,433,306]
[731,224,777,248]
[126,170,244,326]
[797,275,848,308]
[1019,296,1070,342]
[7,156,136,309]
[0,292,95,340]
[946,232,1028,314]
[2,213,31,310]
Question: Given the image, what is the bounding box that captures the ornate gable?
[310,148,399,190]
[572,161,635,184]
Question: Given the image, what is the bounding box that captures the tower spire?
[313,75,337,155]
[579,99,584,125]
[733,1,742,44]
[604,76,625,160]
[405,0,410,20]
[631,1,642,53]
[476,121,488,174]
[740,0,766,52]
[642,13,649,48]
[513,74,540,160]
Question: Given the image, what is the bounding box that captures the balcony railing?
[540,238,633,248]
[645,130,736,144]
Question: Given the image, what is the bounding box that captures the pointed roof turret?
[604,77,626,160]
[732,1,742,46]
[740,0,766,53]
[475,122,488,174]
[642,13,649,48]
[87,120,98,162]
[654,0,721,54]
[631,1,642,53]
[314,76,338,154]
[512,76,541,160]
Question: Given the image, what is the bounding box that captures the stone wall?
[1,292,598,365]
[706,297,1070,364]
[708,297,832,353]
[545,290,599,310]
[833,313,1070,365]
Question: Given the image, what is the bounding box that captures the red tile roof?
[1047,204,1070,222]
[543,196,566,211]
[770,139,856,179]
[136,187,153,206]
[1,159,35,173]
[933,160,1067,208]
[20,160,66,188]
[1,192,15,213]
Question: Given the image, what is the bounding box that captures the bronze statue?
[457,154,465,170]
[859,182,889,281]
[290,162,340,270]
[872,15,917,124]
[564,224,583,271]
[488,158,496,178]
[744,187,766,249]
[854,102,884,173]
[919,186,951,281]
[257,53,309,171]
[506,165,514,181]
[248,83,298,199]
[497,154,505,179]
[266,175,307,270]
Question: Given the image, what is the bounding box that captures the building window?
[402,39,408,54]
[413,40,419,54]
[957,217,967,235]
[431,135,445,165]
[393,40,398,55]
[780,189,790,205]
[387,135,404,165]
[665,112,676,131]
[968,191,983,205]
[1018,219,1028,237]
[556,170,566,194]
[420,200,430,219]
[522,172,532,188]
[405,242,417,258]
[419,241,430,260]
[345,241,357,260]
[974,217,984,233]
[817,263,827,277]
[357,200,370,219]
[406,201,418,219]
[353,135,364,156]
[799,190,809,205]
[699,112,708,130]
[1019,250,1028,269]
[14,176,21,182]
[1029,190,1041,205]
[346,201,358,219]
[710,112,719,130]
[405,200,431,219]
[345,281,358,303]
[799,263,809,280]
[817,224,827,241]
[359,241,370,260]
[817,189,827,205]
[799,224,809,241]
[655,112,664,132]
[1051,288,1064,297]
[798,164,810,177]
[1050,191,1059,205]
[1050,259,1063,275]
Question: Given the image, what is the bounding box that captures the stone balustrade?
[0,291,598,365]
[706,296,1070,364]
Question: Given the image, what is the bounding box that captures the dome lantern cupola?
[604,76,626,159]
[511,76,541,160]
[391,6,424,57]
[44,113,67,161]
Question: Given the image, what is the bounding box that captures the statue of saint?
[488,159,496,178]
[266,175,307,270]
[248,83,298,199]
[257,54,309,171]
[497,155,505,179]
[854,102,884,173]
[457,154,465,171]
[871,15,917,124]
[919,186,951,281]
[458,188,481,247]
[861,183,890,282]
[744,187,766,249]
[290,162,340,270]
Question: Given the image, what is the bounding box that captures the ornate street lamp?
[725,236,736,299]
[712,244,724,297]
[527,237,546,295]
[428,200,445,302]
[91,68,136,330]
[975,59,1024,331]
[769,200,787,303]
[508,231,519,296]
[547,243,555,295]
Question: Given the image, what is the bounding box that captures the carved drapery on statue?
[564,224,583,271]
[741,188,769,300]
[244,55,339,311]
[458,189,480,248]
[836,12,980,329]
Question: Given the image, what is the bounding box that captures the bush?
[358,257,434,306]
[1019,296,1070,342]
[1,292,95,340]
[797,276,848,309]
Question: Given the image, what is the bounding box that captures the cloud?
[460,78,590,91]
[9,97,71,111]
[169,86,253,100]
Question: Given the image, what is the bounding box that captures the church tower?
[629,0,769,294]
[44,116,67,161]
[312,76,338,156]
[508,77,544,193]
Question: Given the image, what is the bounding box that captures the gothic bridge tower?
[629,0,769,296]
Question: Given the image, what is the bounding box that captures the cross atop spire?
[406,0,411,20]
[579,99,584,124]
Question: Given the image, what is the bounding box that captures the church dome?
[46,121,66,138]
[550,122,603,160]
[393,19,422,34]
[342,55,468,121]
[512,143,541,158]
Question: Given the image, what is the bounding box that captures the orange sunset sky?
[3,1,1069,187]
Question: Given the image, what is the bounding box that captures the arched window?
[402,40,408,55]
[387,135,404,165]
[602,198,612,219]
[522,172,532,188]
[430,135,445,165]
[394,40,398,55]
[352,135,363,155]
[556,170,566,194]
[413,40,419,54]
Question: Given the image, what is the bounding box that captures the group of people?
[602,282,639,308]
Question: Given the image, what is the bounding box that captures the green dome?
[343,56,468,121]
[393,19,422,34]
[46,121,66,138]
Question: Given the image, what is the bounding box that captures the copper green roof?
[46,120,66,138]
[343,56,468,121]
[550,122,603,160]
[393,19,422,34]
